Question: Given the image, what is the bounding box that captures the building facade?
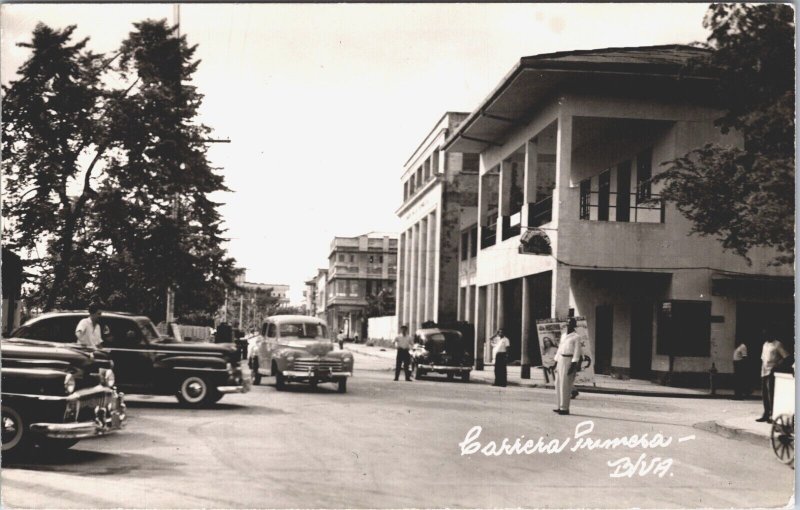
[445,45,793,386]
[396,112,479,334]
[326,233,398,339]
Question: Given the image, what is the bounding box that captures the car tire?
[337,378,347,393]
[275,370,286,391]
[251,359,262,385]
[461,372,470,383]
[414,364,424,380]
[2,405,31,458]
[447,372,455,381]
[177,376,210,407]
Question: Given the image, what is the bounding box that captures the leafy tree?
[655,4,794,265]
[2,20,239,318]
[365,287,395,318]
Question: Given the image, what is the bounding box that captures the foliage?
[365,287,395,318]
[655,4,794,265]
[2,20,240,318]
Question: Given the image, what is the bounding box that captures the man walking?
[491,329,510,387]
[732,341,748,399]
[394,325,413,381]
[756,333,788,423]
[553,318,581,415]
[75,303,103,349]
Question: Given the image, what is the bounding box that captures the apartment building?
[326,233,398,339]
[396,112,479,334]
[445,45,793,386]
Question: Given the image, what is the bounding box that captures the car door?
[260,322,277,365]
[101,317,155,392]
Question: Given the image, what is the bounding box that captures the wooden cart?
[770,371,795,467]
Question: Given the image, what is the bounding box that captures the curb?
[693,420,770,447]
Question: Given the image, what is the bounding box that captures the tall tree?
[655,4,794,265]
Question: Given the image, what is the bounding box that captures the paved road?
[3,348,793,509]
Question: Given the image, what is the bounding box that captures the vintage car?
[10,310,250,407]
[249,315,353,392]
[2,339,126,457]
[410,328,472,382]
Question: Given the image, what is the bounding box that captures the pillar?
[409,224,418,331]
[551,265,572,320]
[425,211,436,322]
[523,139,538,227]
[416,219,425,329]
[553,111,573,227]
[475,285,487,370]
[520,276,531,379]
[397,232,406,330]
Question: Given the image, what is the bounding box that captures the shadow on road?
[3,448,179,476]
[124,400,248,411]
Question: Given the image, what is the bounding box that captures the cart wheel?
[771,414,795,467]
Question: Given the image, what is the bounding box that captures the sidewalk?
[348,342,737,398]
[694,415,773,446]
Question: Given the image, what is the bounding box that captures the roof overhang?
[444,46,715,154]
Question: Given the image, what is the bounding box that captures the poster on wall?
[535,317,596,387]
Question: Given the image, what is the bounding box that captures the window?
[598,170,610,221]
[104,318,143,347]
[636,148,653,203]
[379,255,383,263]
[349,280,360,297]
[338,254,344,262]
[369,255,374,263]
[349,255,355,263]
[470,227,478,257]
[579,179,591,220]
[462,153,479,173]
[267,323,277,338]
[461,232,469,260]
[616,160,632,222]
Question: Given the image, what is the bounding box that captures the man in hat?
[553,317,582,415]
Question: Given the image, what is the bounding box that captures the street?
[2,349,793,509]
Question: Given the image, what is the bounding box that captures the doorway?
[630,302,654,379]
[595,305,613,374]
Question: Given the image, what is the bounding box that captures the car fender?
[155,355,228,372]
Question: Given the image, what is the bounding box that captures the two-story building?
[445,45,793,386]
[326,232,398,339]
[396,112,479,334]
[312,268,328,320]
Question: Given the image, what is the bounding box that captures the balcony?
[501,211,522,240]
[580,191,665,223]
[480,218,497,249]
[528,196,553,228]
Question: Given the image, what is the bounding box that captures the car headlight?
[286,353,298,361]
[100,369,116,388]
[64,373,76,394]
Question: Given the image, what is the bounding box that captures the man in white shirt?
[553,318,582,415]
[393,325,414,381]
[491,329,510,387]
[75,303,103,349]
[757,334,788,422]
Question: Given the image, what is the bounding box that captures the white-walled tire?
[2,405,30,457]
[177,376,209,407]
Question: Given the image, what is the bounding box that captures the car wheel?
[461,372,470,382]
[414,364,424,380]
[177,376,209,407]
[337,378,347,393]
[447,372,455,381]
[2,405,30,457]
[251,359,262,385]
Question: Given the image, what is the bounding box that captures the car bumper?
[217,384,250,394]
[31,395,126,440]
[219,365,252,393]
[418,365,472,373]
[283,370,352,379]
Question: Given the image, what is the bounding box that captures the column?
[464,283,471,323]
[523,139,538,227]
[408,224,418,331]
[551,265,572,319]
[396,232,406,330]
[475,286,486,370]
[553,112,573,227]
[403,229,412,327]
[416,218,425,329]
[486,284,495,365]
[425,211,436,322]
[520,276,531,379]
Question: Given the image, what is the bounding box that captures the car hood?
[1,339,95,371]
[279,339,334,356]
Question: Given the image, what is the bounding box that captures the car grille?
[292,358,344,371]
[75,392,112,422]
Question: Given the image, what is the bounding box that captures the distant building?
[444,44,793,385]
[303,270,327,317]
[236,276,290,305]
[326,233,398,339]
[314,268,328,319]
[396,112,478,334]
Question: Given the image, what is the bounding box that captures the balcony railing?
[528,196,553,228]
[502,211,522,240]
[580,191,665,223]
[481,223,497,249]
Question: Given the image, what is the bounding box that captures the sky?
[1,3,711,305]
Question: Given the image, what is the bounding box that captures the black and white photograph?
[0,2,795,508]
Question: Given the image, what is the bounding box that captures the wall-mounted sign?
[519,227,552,255]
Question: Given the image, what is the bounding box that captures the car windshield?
[279,323,327,339]
[137,319,164,343]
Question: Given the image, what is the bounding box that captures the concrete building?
[445,45,793,386]
[326,233,398,339]
[396,112,479,334]
[305,268,328,319]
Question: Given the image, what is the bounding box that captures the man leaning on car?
[75,303,103,349]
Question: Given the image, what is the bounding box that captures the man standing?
[491,329,510,387]
[394,325,413,381]
[75,303,103,349]
[553,318,581,415]
[732,341,748,399]
[757,333,788,423]
[337,329,345,350]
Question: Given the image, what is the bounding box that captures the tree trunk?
[44,211,79,311]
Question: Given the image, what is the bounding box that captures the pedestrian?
[553,317,582,415]
[394,325,413,381]
[756,332,788,423]
[75,303,103,349]
[337,329,345,350]
[732,341,748,399]
[491,328,510,387]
